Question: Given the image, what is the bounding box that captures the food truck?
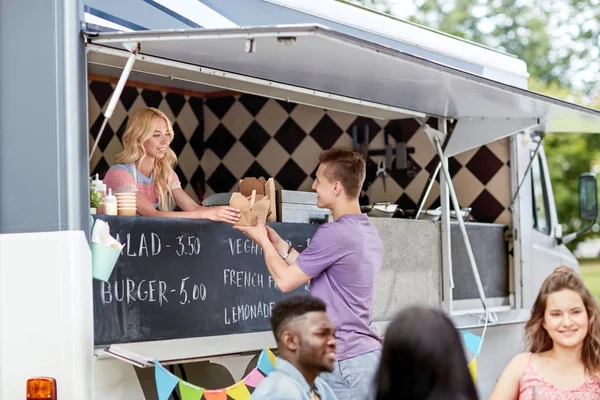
[2,0,600,399]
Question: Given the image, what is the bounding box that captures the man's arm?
[281,247,300,265]
[234,220,310,293]
[265,225,299,265]
[262,240,310,293]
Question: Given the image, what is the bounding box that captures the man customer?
[236,149,384,400]
[250,295,337,400]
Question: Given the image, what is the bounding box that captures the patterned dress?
[103,163,181,209]
[518,353,600,399]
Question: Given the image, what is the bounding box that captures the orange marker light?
[26,377,57,400]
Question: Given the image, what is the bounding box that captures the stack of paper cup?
[115,193,137,216]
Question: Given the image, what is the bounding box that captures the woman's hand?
[202,206,241,224]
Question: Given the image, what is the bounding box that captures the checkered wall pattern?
[88,80,206,203]
[88,80,511,225]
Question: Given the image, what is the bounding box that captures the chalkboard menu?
[92,216,318,346]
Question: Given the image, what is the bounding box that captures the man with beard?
[250,295,337,400]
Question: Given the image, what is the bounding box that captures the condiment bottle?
[104,188,117,216]
[92,174,107,214]
[93,174,106,196]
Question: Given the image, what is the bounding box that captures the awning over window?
[86,25,600,155]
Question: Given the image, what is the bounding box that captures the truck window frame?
[530,151,551,235]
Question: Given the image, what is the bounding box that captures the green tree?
[511,78,598,250]
[396,0,563,86]
[349,0,598,92]
[563,0,600,96]
[350,0,600,250]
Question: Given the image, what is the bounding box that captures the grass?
[579,259,600,300]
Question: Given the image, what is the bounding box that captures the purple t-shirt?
[296,213,383,361]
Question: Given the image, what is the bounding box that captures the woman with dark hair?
[374,306,478,400]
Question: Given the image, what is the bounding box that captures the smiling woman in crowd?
[103,107,240,223]
[489,266,600,399]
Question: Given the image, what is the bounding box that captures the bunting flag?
[179,381,204,400]
[242,368,266,389]
[153,348,276,400]
[155,362,180,400]
[463,314,491,385]
[227,381,252,400]
[468,357,478,383]
[463,331,483,356]
[203,389,227,400]
[256,347,276,375]
[267,348,276,366]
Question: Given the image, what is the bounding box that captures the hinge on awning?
[89,41,140,161]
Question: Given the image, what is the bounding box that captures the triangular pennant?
[227,381,251,400]
[463,331,483,356]
[242,368,265,388]
[179,380,204,400]
[266,347,276,366]
[256,348,275,375]
[468,357,477,383]
[154,362,180,400]
[203,389,226,400]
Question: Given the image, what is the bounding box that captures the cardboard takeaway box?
[229,177,277,226]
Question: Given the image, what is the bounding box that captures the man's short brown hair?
[319,149,366,199]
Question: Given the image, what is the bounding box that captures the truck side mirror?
[560,173,598,245]
[579,173,598,222]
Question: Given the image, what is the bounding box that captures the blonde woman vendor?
[103,107,240,224]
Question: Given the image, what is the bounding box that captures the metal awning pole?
[433,136,488,311]
[437,119,453,314]
[508,132,545,211]
[415,161,440,219]
[89,43,139,161]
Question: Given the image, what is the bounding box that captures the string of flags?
[154,347,276,400]
[462,321,488,383]
[153,328,484,397]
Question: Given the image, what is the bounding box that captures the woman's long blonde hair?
[114,107,177,211]
[525,266,600,376]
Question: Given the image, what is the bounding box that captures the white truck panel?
[0,231,93,399]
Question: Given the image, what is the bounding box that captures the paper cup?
[118,208,137,216]
[91,242,121,282]
[117,201,137,207]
